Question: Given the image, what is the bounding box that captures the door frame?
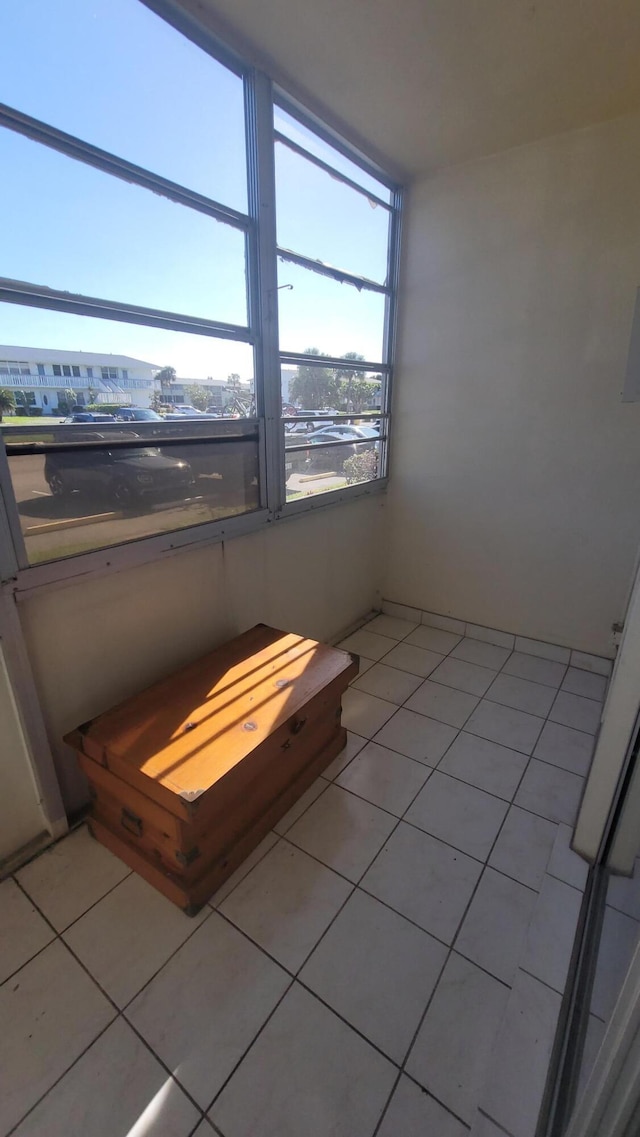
[0,587,67,862]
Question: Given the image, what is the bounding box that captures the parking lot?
[6,450,347,564]
[7,450,258,564]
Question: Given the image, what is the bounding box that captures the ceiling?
[193,0,640,181]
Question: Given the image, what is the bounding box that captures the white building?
[0,346,158,412]
[280,366,297,404]
[159,377,253,409]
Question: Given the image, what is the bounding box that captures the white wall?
[385,112,640,655]
[0,643,48,861]
[18,496,382,813]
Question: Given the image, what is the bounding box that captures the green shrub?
[343,449,378,484]
[85,403,130,415]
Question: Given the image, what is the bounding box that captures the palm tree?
[155,366,177,400]
[0,388,16,422]
[335,352,365,412]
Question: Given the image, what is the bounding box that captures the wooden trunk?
[65,624,357,913]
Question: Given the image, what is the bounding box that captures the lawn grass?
[1,417,65,426]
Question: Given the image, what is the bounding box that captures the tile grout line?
[339,629,591,912]
[382,657,538,1096]
[380,603,614,678]
[319,768,578,901]
[5,615,594,1136]
[475,1106,515,1136]
[9,862,135,949]
[8,875,215,1134]
[305,749,478,1137]
[355,616,601,737]
[8,832,493,1137]
[275,827,520,989]
[332,725,584,884]
[207,829,284,912]
[211,891,455,1120]
[436,666,586,1135]
[10,878,212,1132]
[3,1014,122,1137]
[370,1068,404,1137]
[355,621,587,1131]
[201,765,442,1123]
[202,972,297,1117]
[207,732,462,1126]
[359,698,584,828]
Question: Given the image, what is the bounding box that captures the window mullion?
[0,440,27,579]
[246,70,284,516]
[378,187,404,478]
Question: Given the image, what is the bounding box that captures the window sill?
[6,478,387,600]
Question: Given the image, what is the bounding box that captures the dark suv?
[44,432,194,507]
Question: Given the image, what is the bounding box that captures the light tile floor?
[1,614,605,1137]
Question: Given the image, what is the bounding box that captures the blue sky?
[0,0,390,381]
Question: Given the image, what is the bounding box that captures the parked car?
[285,418,326,437]
[63,412,116,424]
[301,424,379,474]
[44,431,194,507]
[163,407,220,420]
[115,408,164,422]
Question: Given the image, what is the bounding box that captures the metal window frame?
[274,89,398,195]
[277,247,389,294]
[0,0,403,595]
[0,102,250,234]
[275,113,402,516]
[273,130,393,211]
[0,277,253,343]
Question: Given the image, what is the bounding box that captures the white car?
[171,404,203,416]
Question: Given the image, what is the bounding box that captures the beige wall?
[19,496,382,812]
[385,112,640,655]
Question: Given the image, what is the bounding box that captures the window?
[15,391,35,407]
[0,0,401,580]
[274,100,397,503]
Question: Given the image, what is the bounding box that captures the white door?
[573,556,640,867]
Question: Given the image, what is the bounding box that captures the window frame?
[0,0,402,596]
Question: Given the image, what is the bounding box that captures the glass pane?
[576,860,640,1098]
[275,141,390,284]
[0,0,247,210]
[0,304,255,410]
[0,303,259,563]
[274,106,391,204]
[0,130,247,326]
[284,427,382,502]
[278,263,386,361]
[281,362,383,415]
[4,420,259,565]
